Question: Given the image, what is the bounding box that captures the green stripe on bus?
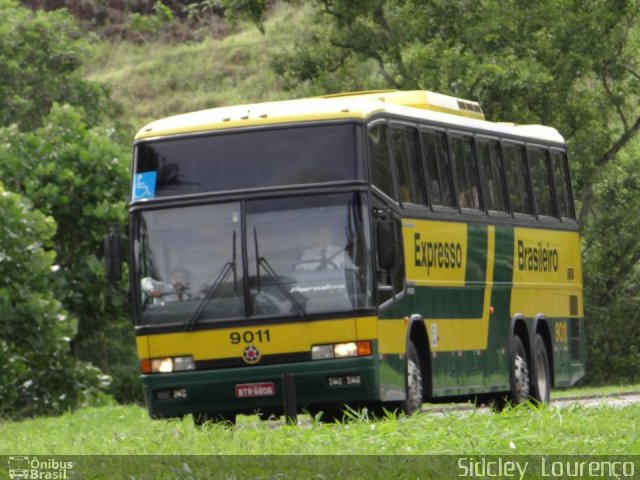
[465,223,488,284]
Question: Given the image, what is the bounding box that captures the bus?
[106,90,585,424]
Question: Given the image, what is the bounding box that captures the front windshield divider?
[253,227,261,293]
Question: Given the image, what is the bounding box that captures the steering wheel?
[295,259,340,271]
[296,248,347,271]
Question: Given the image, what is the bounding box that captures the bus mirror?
[104,231,123,283]
[377,220,395,270]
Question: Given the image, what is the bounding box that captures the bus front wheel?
[402,341,423,415]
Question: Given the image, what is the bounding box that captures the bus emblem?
[242,345,261,365]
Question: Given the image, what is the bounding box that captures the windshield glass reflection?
[136,203,243,325]
[134,193,371,326]
[247,193,371,317]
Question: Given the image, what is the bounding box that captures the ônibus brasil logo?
[8,456,73,479]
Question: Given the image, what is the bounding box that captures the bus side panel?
[510,228,584,387]
[400,220,510,398]
[482,225,515,392]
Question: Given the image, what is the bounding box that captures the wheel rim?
[406,357,423,414]
[513,353,530,402]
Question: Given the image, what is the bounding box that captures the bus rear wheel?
[510,335,530,405]
[532,333,551,404]
[402,341,423,415]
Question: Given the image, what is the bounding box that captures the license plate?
[235,382,275,398]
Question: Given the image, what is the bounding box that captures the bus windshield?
[133,123,364,199]
[134,192,372,326]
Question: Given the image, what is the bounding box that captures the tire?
[193,411,236,426]
[509,335,530,405]
[402,341,423,415]
[531,333,551,404]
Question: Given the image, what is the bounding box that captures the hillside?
[82,3,312,134]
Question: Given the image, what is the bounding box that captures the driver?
[295,227,354,271]
[141,267,192,303]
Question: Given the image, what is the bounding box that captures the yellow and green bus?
[114,90,584,423]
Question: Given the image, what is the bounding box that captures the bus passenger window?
[421,131,455,208]
[450,136,481,210]
[391,126,425,205]
[550,152,575,219]
[477,139,507,212]
[368,123,397,200]
[528,148,556,218]
[503,144,533,215]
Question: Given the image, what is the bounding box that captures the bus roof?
[135,90,565,144]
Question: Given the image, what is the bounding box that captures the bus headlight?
[141,356,196,373]
[152,358,174,373]
[311,341,371,360]
[334,342,358,358]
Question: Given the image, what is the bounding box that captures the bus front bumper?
[141,356,381,419]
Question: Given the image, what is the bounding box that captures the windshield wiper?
[186,232,237,330]
[254,228,310,321]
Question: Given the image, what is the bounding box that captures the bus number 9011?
[230,329,271,345]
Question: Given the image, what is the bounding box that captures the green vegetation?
[552,383,640,399]
[1,401,638,455]
[83,2,309,130]
[2,0,640,421]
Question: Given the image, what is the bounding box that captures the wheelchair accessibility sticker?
[133,171,157,200]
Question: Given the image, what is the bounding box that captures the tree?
[0,183,107,418]
[0,104,139,403]
[0,1,146,413]
[0,0,114,130]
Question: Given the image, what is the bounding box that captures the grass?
[2,388,638,478]
[552,382,640,399]
[82,3,311,132]
[2,395,638,456]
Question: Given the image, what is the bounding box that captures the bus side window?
[477,139,507,212]
[421,130,455,208]
[528,148,556,218]
[450,135,481,210]
[368,123,397,201]
[503,144,533,215]
[391,125,426,206]
[550,151,575,219]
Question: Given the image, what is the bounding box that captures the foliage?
[0,0,113,130]
[126,1,176,43]
[0,104,141,405]
[581,144,640,383]
[218,0,271,32]
[0,184,108,418]
[82,3,298,128]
